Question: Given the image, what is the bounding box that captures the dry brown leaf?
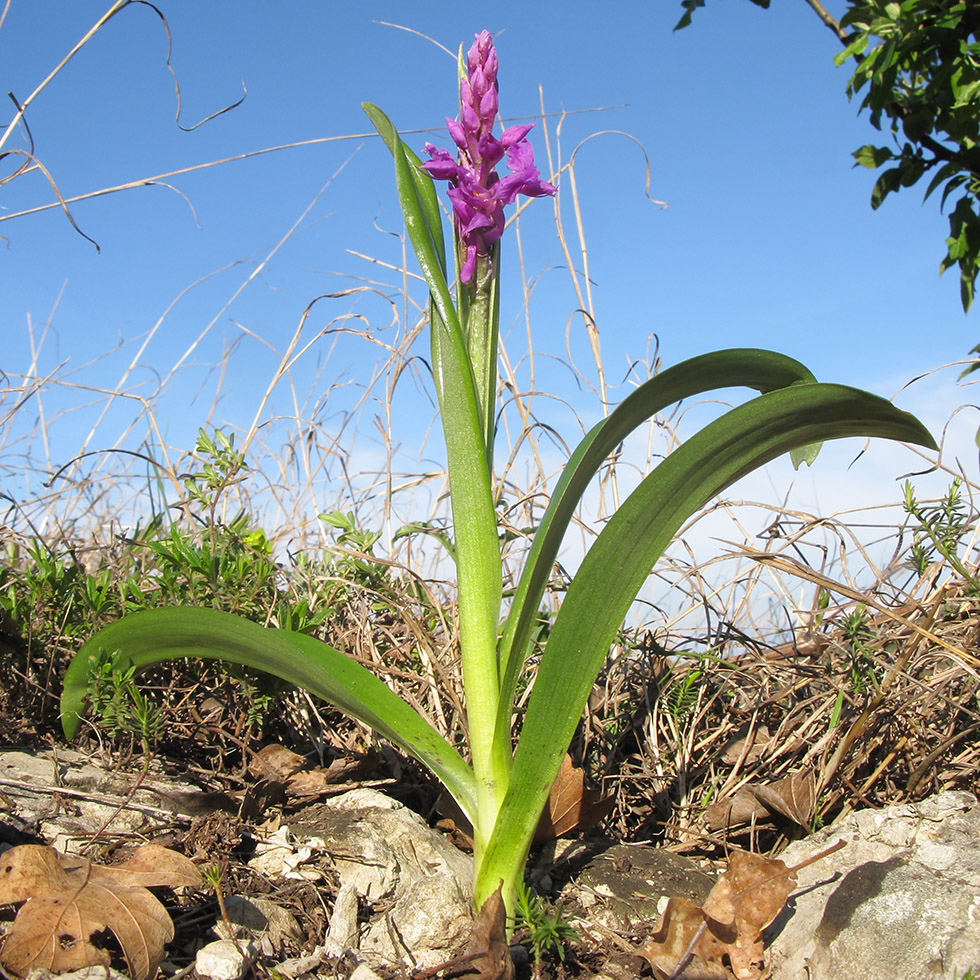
[703,787,772,831]
[285,769,334,799]
[703,771,816,832]
[638,849,797,980]
[249,743,305,780]
[249,743,381,803]
[460,887,515,980]
[721,726,772,766]
[723,851,796,979]
[0,844,202,980]
[640,895,730,980]
[533,754,615,843]
[752,771,815,829]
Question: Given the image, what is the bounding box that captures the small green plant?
[512,879,578,978]
[903,478,980,591]
[841,606,878,694]
[665,667,704,725]
[182,428,248,515]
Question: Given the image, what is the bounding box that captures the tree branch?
[801,0,849,43]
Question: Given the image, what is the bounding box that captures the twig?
[801,0,848,43]
[0,775,190,823]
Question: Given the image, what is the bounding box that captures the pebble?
[194,939,253,980]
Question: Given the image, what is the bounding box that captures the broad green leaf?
[959,341,980,380]
[952,78,980,109]
[362,103,461,351]
[852,143,894,169]
[923,161,961,202]
[392,521,457,561]
[791,441,822,468]
[61,606,477,821]
[495,349,821,739]
[674,0,707,31]
[429,300,507,830]
[477,382,935,904]
[871,166,902,209]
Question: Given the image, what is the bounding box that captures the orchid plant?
[61,31,936,915]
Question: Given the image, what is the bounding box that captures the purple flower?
[420,30,556,284]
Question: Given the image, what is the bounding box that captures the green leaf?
[392,521,457,561]
[361,102,446,274]
[852,144,894,169]
[495,349,821,741]
[61,606,478,821]
[959,341,980,379]
[675,0,768,31]
[791,442,822,468]
[834,32,869,67]
[364,103,504,830]
[477,382,935,904]
[674,0,707,31]
[871,166,903,208]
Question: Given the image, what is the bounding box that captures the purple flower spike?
[420,30,556,284]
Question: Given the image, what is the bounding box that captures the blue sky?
[3,1,977,560]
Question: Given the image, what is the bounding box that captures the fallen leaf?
[460,887,515,980]
[703,787,772,831]
[752,771,816,829]
[249,743,305,780]
[703,770,816,832]
[723,851,796,979]
[638,849,797,980]
[640,894,730,980]
[533,755,615,843]
[248,743,381,804]
[721,726,772,766]
[0,844,202,980]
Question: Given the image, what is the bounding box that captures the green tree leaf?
[853,144,895,169]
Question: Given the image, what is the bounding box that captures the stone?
[288,787,474,969]
[23,969,133,980]
[327,881,360,948]
[214,895,304,953]
[767,791,980,980]
[0,748,211,852]
[276,948,327,978]
[348,965,385,980]
[194,939,254,980]
[563,842,715,931]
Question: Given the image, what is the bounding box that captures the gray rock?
[0,748,207,852]
[563,842,715,931]
[23,969,133,980]
[768,791,980,980]
[194,939,254,980]
[348,965,386,980]
[214,895,304,953]
[326,881,359,948]
[289,787,474,969]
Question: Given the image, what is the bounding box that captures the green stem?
[464,247,500,463]
[429,303,506,870]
